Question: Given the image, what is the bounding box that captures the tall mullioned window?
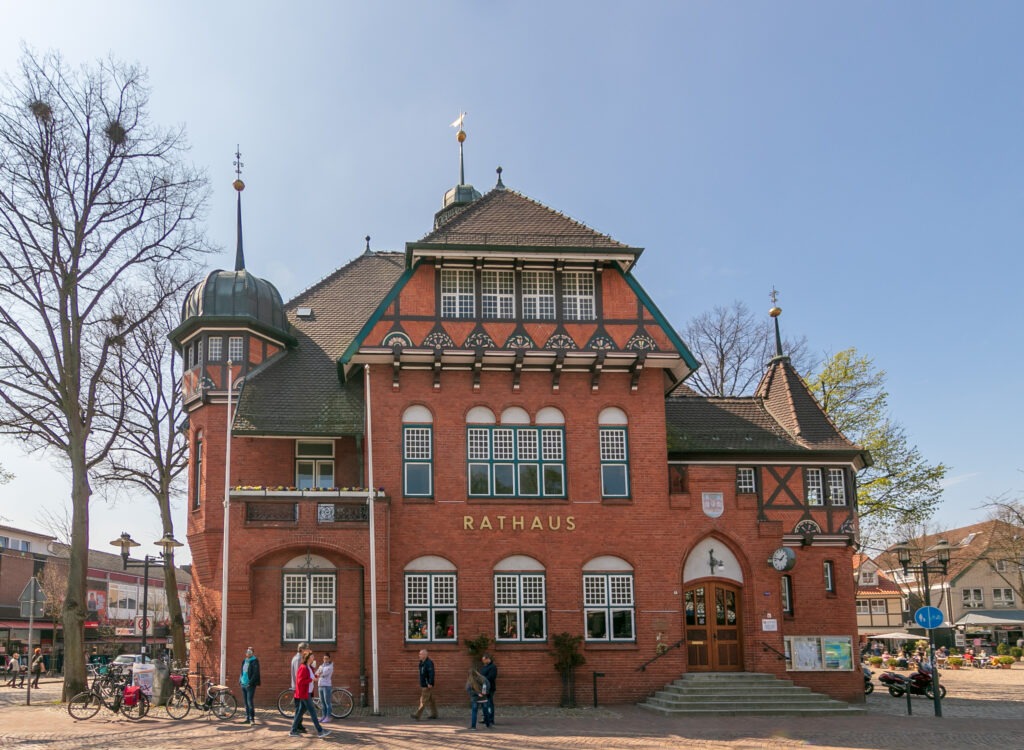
[828,468,847,505]
[207,336,223,361]
[494,569,547,642]
[296,440,334,489]
[441,269,475,318]
[228,336,244,362]
[405,562,457,642]
[521,270,556,320]
[562,271,596,320]
[192,433,203,509]
[467,406,565,498]
[481,269,515,319]
[598,407,629,498]
[282,554,337,642]
[583,556,635,641]
[403,405,433,497]
[806,468,823,506]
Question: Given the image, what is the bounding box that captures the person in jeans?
[238,646,261,725]
[289,641,308,733]
[479,653,497,727]
[410,649,438,720]
[290,650,329,738]
[465,668,489,729]
[315,653,334,723]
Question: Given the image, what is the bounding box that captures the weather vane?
[233,145,244,180]
[769,287,779,306]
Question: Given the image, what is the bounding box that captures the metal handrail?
[760,641,786,661]
[637,639,685,671]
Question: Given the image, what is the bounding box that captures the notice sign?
[762,618,778,632]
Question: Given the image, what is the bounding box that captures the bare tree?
[682,300,812,396]
[96,300,190,663]
[0,49,208,697]
[979,496,1024,606]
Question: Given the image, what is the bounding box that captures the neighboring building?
[0,524,190,666]
[173,144,870,705]
[875,520,1024,648]
[853,554,904,638]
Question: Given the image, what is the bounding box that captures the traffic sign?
[18,578,46,618]
[914,605,944,629]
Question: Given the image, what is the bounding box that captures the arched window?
[598,407,629,499]
[404,556,457,643]
[403,405,433,497]
[467,407,565,498]
[583,556,635,642]
[282,554,336,643]
[494,556,546,642]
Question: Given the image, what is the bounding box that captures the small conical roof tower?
[434,112,482,228]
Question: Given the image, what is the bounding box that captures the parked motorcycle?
[863,664,874,694]
[878,663,946,699]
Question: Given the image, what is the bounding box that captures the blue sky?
[0,1,1021,560]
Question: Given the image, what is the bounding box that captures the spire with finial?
[232,145,246,272]
[495,166,504,189]
[768,287,786,360]
[451,111,467,185]
[364,235,372,254]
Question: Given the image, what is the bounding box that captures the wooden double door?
[683,582,743,671]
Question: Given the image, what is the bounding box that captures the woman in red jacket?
[290,650,329,738]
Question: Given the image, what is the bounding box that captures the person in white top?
[315,653,334,722]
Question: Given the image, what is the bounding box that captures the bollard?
[592,671,605,708]
[906,687,912,716]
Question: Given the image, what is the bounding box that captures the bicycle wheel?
[165,690,191,719]
[121,692,149,721]
[330,688,354,719]
[212,691,237,720]
[68,691,102,720]
[278,689,296,717]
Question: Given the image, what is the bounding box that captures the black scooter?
[878,662,946,699]
[863,664,874,694]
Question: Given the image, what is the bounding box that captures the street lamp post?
[893,538,952,718]
[110,532,184,664]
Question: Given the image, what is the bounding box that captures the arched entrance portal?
[683,582,742,670]
[682,539,744,671]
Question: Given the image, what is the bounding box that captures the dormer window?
[859,569,878,586]
[522,271,555,320]
[562,271,595,321]
[441,269,475,318]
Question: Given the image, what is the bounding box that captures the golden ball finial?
[233,179,245,192]
[457,129,466,143]
[769,306,782,318]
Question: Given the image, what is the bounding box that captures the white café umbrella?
[870,632,920,641]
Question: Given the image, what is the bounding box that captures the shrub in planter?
[868,656,884,667]
[947,657,964,669]
[997,642,1010,656]
[886,658,900,669]
[1010,646,1022,661]
[997,655,1015,667]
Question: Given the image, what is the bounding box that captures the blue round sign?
[914,605,944,629]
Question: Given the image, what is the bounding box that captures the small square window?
[736,467,756,494]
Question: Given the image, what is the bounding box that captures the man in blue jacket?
[480,653,497,727]
[411,649,438,720]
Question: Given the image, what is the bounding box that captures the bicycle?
[164,670,237,720]
[68,672,150,721]
[277,686,354,719]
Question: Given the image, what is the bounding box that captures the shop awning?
[0,620,98,629]
[953,610,1024,628]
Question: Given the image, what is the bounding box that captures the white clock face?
[772,548,792,571]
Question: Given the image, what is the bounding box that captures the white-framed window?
[584,573,635,641]
[403,406,433,497]
[441,269,475,318]
[598,407,628,498]
[296,440,334,489]
[993,588,1015,608]
[283,556,336,642]
[828,468,847,505]
[521,270,555,320]
[781,575,793,615]
[995,559,1008,573]
[823,560,835,593]
[856,599,870,615]
[858,568,878,586]
[870,599,887,615]
[562,271,595,320]
[405,571,457,642]
[495,568,547,642]
[736,467,756,494]
[468,408,565,498]
[962,588,984,609]
[481,269,515,319]
[207,336,223,361]
[806,469,823,506]
[228,336,244,362]
[187,343,195,369]
[108,581,140,620]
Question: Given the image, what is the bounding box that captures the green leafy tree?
[0,49,208,698]
[806,348,947,527]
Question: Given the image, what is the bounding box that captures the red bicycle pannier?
[170,673,184,687]
[123,685,140,707]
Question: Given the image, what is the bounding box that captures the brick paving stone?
[4,669,1024,749]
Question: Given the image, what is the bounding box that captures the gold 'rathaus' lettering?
[464,515,577,531]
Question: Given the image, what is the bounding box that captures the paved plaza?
[3,666,1024,749]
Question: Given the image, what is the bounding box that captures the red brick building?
[172,159,870,706]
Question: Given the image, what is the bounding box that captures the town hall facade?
[171,152,869,707]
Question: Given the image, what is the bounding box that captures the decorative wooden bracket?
[591,350,606,392]
[392,349,402,390]
[432,351,443,391]
[512,350,524,392]
[630,351,646,391]
[552,350,565,392]
[473,350,483,391]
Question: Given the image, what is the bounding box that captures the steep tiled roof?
[418,188,632,249]
[233,252,406,435]
[754,357,861,452]
[872,520,1019,584]
[666,396,806,454]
